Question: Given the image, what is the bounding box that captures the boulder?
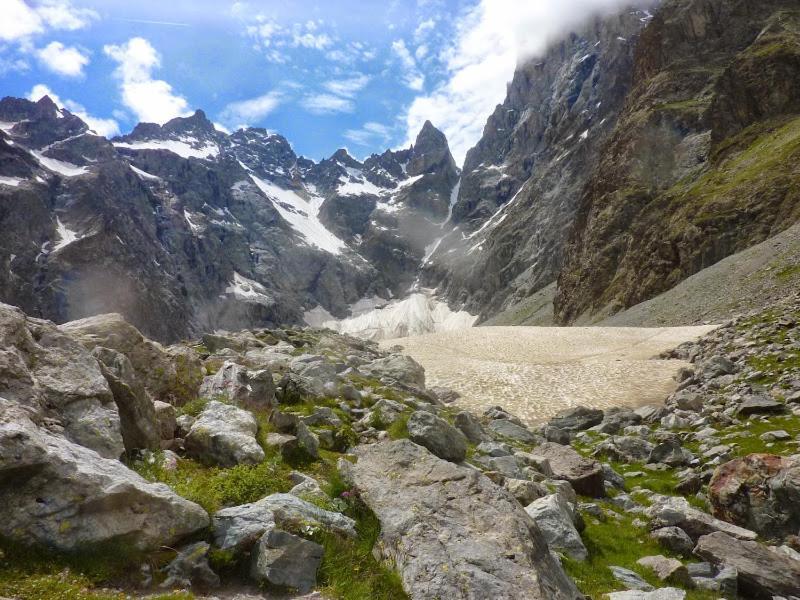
[531,442,605,497]
[199,361,275,410]
[596,436,654,463]
[184,401,265,467]
[650,527,694,557]
[250,528,323,593]
[430,386,460,404]
[708,453,800,541]
[646,495,757,542]
[360,354,425,388]
[154,400,177,441]
[488,419,540,444]
[407,410,467,462]
[505,479,548,505]
[295,421,320,459]
[636,556,691,586]
[453,410,487,443]
[694,531,800,598]
[606,590,686,600]
[700,356,735,378]
[548,406,604,432]
[160,542,220,590]
[610,566,653,591]
[341,440,582,599]
[525,494,588,561]
[736,394,785,416]
[0,398,209,551]
[648,441,693,467]
[597,408,642,434]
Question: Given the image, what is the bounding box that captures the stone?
[672,390,703,412]
[477,441,513,457]
[695,531,800,599]
[488,419,540,444]
[596,436,655,463]
[0,398,209,551]
[184,401,265,467]
[648,441,692,467]
[525,494,588,561]
[199,361,275,410]
[366,398,407,427]
[341,440,582,599]
[250,529,323,593]
[212,493,356,554]
[264,433,299,461]
[515,452,554,476]
[160,542,220,590]
[453,410,487,443]
[360,354,425,388]
[430,386,460,404]
[610,566,654,591]
[542,425,572,445]
[505,479,548,505]
[701,356,736,378]
[636,556,691,586]
[407,410,468,462]
[650,527,694,557]
[736,394,785,416]
[531,442,605,497]
[708,453,800,541]
[154,400,177,441]
[646,495,757,542]
[597,408,642,434]
[606,590,686,600]
[302,406,343,428]
[295,421,320,459]
[759,429,791,442]
[635,405,666,423]
[548,406,604,432]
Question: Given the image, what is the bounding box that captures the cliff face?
[555,0,800,323]
[422,8,652,318]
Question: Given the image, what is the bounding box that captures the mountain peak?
[407,121,457,176]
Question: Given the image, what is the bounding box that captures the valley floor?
[384,326,717,425]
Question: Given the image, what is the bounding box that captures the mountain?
[0,98,458,342]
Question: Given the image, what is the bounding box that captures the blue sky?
[1,0,642,164]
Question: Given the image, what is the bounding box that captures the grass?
[718,414,800,458]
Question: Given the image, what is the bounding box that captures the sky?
[0,0,646,166]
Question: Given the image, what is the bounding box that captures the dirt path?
[382,326,717,426]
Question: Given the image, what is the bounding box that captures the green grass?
[775,263,800,282]
[718,414,800,458]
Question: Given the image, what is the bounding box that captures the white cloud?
[402,0,654,165]
[28,83,119,137]
[103,37,191,124]
[0,0,97,42]
[323,74,370,98]
[344,121,392,147]
[220,91,284,126]
[244,18,335,63]
[301,93,354,115]
[37,41,89,76]
[391,39,424,91]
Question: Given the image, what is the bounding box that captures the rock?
[606,590,686,600]
[650,527,694,557]
[212,493,356,553]
[525,494,588,561]
[0,398,209,551]
[264,432,299,460]
[648,441,692,467]
[477,441,513,457]
[199,361,275,410]
[367,398,407,427]
[548,406,604,432]
[453,410,487,443]
[295,421,320,459]
[760,430,791,442]
[484,406,525,424]
[516,452,554,476]
[361,354,425,388]
[597,408,642,434]
[430,386,460,404]
[708,453,800,540]
[341,440,582,599]
[505,479,548,505]
[154,400,177,440]
[302,406,343,428]
[610,566,654,591]
[160,542,220,590]
[660,414,691,430]
[597,436,655,463]
[714,566,738,598]
[92,346,160,452]
[184,401,265,467]
[636,556,691,586]
[635,405,667,423]
[701,356,736,378]
[250,529,323,593]
[175,414,195,437]
[672,390,703,412]
[736,394,785,416]
[694,531,800,599]
[646,495,757,542]
[474,454,526,479]
[407,410,467,462]
[542,425,572,445]
[243,346,292,372]
[488,419,540,444]
[531,442,605,497]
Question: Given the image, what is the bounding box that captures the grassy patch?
[719,414,800,458]
[385,413,410,440]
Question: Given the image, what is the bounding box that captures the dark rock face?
[422,9,650,319]
[0,98,458,342]
[555,0,800,323]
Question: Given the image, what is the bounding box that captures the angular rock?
[736,394,785,416]
[250,528,323,593]
[636,556,691,586]
[610,566,654,591]
[488,419,540,444]
[531,442,605,497]
[407,410,467,462]
[646,495,757,542]
[361,354,425,388]
[597,407,642,434]
[505,479,548,505]
[341,440,582,599]
[453,410,487,443]
[694,531,800,599]
[199,361,275,410]
[160,542,220,590]
[295,421,320,459]
[548,406,604,432]
[154,400,177,441]
[184,401,265,467]
[701,356,735,378]
[606,590,686,600]
[597,436,655,463]
[525,494,588,561]
[648,441,692,467]
[650,527,694,557]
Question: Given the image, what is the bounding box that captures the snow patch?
[0,176,24,187]
[337,168,385,197]
[32,151,88,177]
[114,138,219,160]
[184,210,203,234]
[54,217,82,251]
[225,272,272,304]
[130,165,161,181]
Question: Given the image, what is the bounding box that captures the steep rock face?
[555,0,800,323]
[0,98,459,342]
[422,8,650,319]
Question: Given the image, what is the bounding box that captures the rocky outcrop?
[342,440,582,600]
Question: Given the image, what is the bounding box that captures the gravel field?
[383,326,717,425]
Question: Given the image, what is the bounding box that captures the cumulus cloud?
[301,93,355,115]
[219,91,284,127]
[28,83,119,137]
[37,41,89,76]
[0,0,97,42]
[323,74,370,98]
[391,39,424,91]
[344,121,392,147]
[103,37,191,124]
[403,0,655,165]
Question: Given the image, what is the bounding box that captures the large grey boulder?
[453,410,487,443]
[250,528,323,593]
[360,354,425,388]
[596,436,655,463]
[160,542,220,590]
[488,419,540,444]
[184,401,265,467]
[694,531,800,598]
[0,398,209,551]
[548,406,604,432]
[341,439,583,600]
[199,361,275,410]
[407,410,467,462]
[531,442,605,497]
[646,495,757,542]
[525,493,588,561]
